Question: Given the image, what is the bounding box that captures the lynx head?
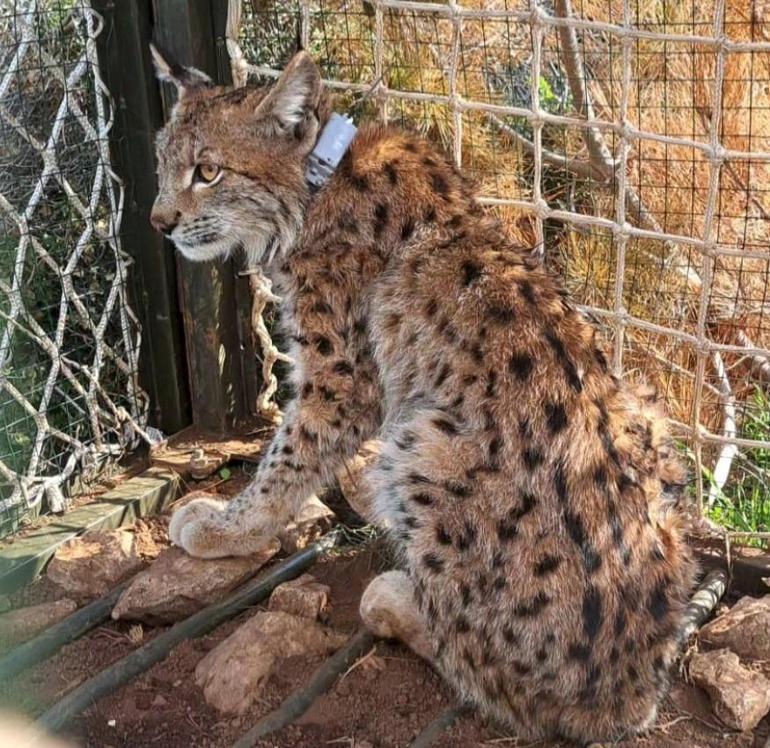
[149,47,330,263]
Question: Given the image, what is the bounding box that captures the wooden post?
[149,0,255,434]
[93,0,191,435]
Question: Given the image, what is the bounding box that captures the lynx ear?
[256,51,323,144]
[150,43,212,97]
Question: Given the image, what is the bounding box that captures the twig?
[552,0,616,176]
[487,113,600,180]
[678,569,728,645]
[408,704,472,748]
[733,329,770,384]
[231,628,376,748]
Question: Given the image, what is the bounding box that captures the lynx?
[150,49,696,742]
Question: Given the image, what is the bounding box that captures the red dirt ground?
[2,470,769,748]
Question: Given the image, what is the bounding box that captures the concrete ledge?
[0,468,181,594]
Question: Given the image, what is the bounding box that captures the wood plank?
[92,0,191,434]
[152,0,254,435]
[0,469,181,594]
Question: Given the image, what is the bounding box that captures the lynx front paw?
[168,496,229,558]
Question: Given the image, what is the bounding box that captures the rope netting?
[0,0,148,533]
[229,0,770,547]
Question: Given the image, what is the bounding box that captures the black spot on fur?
[614,610,627,636]
[460,584,472,608]
[648,580,670,621]
[488,304,515,323]
[332,359,354,376]
[401,218,415,240]
[431,171,450,198]
[423,553,444,574]
[545,401,568,434]
[312,300,333,314]
[384,161,398,185]
[568,642,592,662]
[497,519,518,542]
[523,447,544,471]
[554,460,568,504]
[445,481,471,498]
[534,555,561,576]
[432,417,457,435]
[563,510,602,574]
[337,212,358,233]
[350,173,369,191]
[299,426,316,442]
[595,347,609,371]
[582,586,603,640]
[282,445,294,455]
[434,363,452,388]
[302,382,313,398]
[511,491,538,520]
[519,280,536,305]
[456,615,471,633]
[509,353,533,381]
[545,329,583,392]
[411,493,433,506]
[435,525,451,545]
[456,521,477,551]
[374,203,389,238]
[315,336,333,356]
[425,299,438,318]
[462,260,482,287]
[514,591,551,617]
[512,661,531,676]
[486,370,497,398]
[503,626,519,645]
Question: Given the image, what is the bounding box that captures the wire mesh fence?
[0,0,148,535]
[229,0,770,547]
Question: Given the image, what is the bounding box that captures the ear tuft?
[150,43,213,98]
[257,51,323,140]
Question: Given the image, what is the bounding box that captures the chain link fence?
[0,0,148,535]
[229,0,770,548]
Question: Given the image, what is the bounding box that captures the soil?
[1,470,769,748]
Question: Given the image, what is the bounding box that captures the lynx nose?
[150,208,180,236]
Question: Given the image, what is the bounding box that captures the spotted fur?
[153,51,696,743]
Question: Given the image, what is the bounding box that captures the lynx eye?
[195,163,221,184]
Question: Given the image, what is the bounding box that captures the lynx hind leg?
[360,570,433,661]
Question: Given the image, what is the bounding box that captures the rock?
[699,595,770,661]
[268,574,330,620]
[195,610,347,714]
[47,529,148,603]
[278,496,334,554]
[689,648,770,731]
[0,598,77,647]
[112,541,279,624]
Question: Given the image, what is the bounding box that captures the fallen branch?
[487,113,601,181]
[0,579,130,682]
[231,628,376,748]
[37,530,343,733]
[408,704,472,748]
[678,569,728,644]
